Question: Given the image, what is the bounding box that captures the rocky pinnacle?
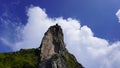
[39,24,83,68]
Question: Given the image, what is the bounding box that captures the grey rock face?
[39,24,83,68]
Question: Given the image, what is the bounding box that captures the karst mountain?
[0,24,83,68]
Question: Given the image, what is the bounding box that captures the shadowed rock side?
[39,24,83,68]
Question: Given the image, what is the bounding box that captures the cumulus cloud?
[116,9,120,23]
[1,6,120,68]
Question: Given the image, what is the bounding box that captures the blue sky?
[0,0,120,52]
[38,0,120,42]
[0,0,120,68]
[0,0,120,43]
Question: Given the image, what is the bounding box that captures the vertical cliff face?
[39,24,83,68]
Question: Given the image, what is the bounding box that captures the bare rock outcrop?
[38,24,83,68]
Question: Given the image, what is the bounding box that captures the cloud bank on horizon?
[1,6,120,68]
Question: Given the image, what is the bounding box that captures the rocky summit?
[39,24,83,68]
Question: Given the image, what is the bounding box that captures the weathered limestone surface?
[39,24,83,68]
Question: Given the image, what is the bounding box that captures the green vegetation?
[0,48,39,68]
[52,54,59,61]
[61,52,79,68]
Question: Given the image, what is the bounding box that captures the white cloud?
[116,9,120,23]
[0,37,13,47]
[1,6,120,68]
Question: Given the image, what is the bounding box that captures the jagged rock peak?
[40,24,65,61]
[39,24,83,68]
[46,24,63,38]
